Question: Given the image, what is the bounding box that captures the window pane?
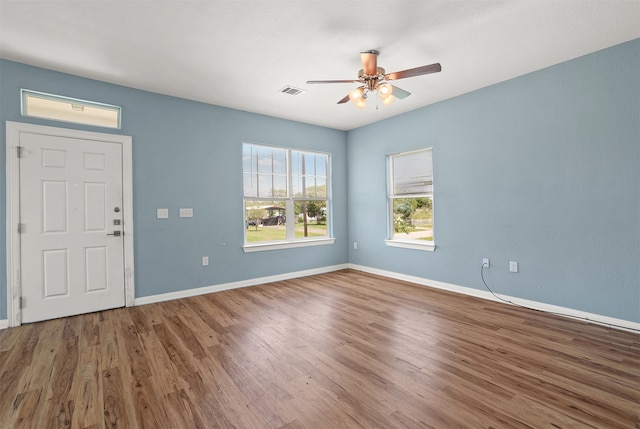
[245,201,287,243]
[315,156,327,176]
[244,144,288,198]
[314,177,327,198]
[257,173,287,198]
[294,200,328,238]
[272,174,288,198]
[291,172,303,197]
[292,151,328,198]
[257,146,286,174]
[243,172,257,198]
[300,176,328,198]
[304,176,316,197]
[256,147,270,173]
[392,149,432,195]
[305,155,316,175]
[291,151,301,177]
[272,149,287,174]
[391,197,433,242]
[242,144,253,172]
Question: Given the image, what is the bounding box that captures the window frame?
[385,147,435,252]
[242,142,334,252]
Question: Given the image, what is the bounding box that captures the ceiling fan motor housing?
[358,67,386,90]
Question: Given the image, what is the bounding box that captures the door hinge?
[16,146,23,158]
[17,223,23,233]
[19,297,24,308]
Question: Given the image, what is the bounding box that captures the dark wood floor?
[1,269,638,428]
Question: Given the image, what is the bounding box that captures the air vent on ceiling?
[278,86,306,96]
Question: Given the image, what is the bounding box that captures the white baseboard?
[134,263,349,306]
[0,319,9,330]
[348,264,640,333]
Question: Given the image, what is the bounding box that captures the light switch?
[157,208,169,219]
[179,208,193,218]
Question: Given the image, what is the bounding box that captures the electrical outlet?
[353,241,358,250]
[202,256,209,266]
[509,261,518,273]
[482,258,490,268]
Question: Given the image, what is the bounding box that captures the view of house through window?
[388,148,433,245]
[243,143,330,245]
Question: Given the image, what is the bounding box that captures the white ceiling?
[1,1,639,131]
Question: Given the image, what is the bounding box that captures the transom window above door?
[21,89,121,129]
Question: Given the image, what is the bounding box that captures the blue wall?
[348,39,640,322]
[0,60,348,319]
[1,39,639,324]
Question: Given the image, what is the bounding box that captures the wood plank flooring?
[1,269,638,428]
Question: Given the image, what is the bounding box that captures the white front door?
[18,131,126,323]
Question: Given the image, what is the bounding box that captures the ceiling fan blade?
[360,51,378,76]
[390,85,411,99]
[307,79,359,84]
[385,63,441,80]
[337,94,351,104]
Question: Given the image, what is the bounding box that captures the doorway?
[6,121,134,326]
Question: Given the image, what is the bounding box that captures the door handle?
[107,231,122,237]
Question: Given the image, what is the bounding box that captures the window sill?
[385,240,435,252]
[243,237,336,253]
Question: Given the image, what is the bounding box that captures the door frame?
[5,121,135,327]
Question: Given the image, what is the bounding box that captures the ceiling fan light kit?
[307,49,441,110]
[377,83,394,105]
[348,87,366,109]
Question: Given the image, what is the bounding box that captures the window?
[386,148,434,251]
[243,143,333,251]
[21,89,121,129]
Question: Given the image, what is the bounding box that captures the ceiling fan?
[306,50,441,109]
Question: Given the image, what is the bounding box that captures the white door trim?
[5,121,135,327]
